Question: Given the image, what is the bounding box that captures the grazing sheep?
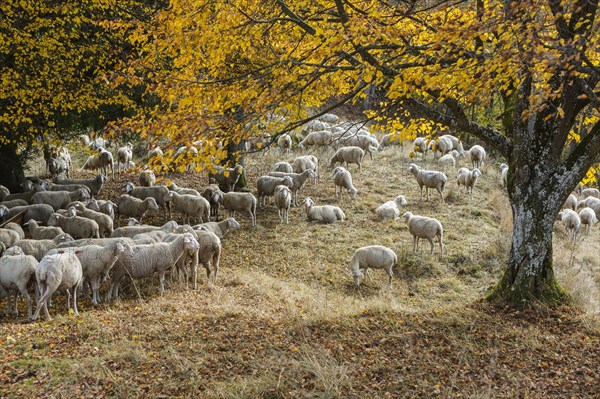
[329,146,365,172]
[168,182,201,197]
[55,174,107,197]
[272,161,293,173]
[202,184,224,221]
[116,143,133,174]
[292,155,319,178]
[378,133,406,151]
[319,113,339,124]
[31,189,90,211]
[273,185,292,224]
[336,134,378,159]
[499,163,509,187]
[578,207,598,235]
[408,163,448,203]
[412,137,429,158]
[581,188,600,198]
[32,252,83,320]
[139,169,156,187]
[401,212,444,255]
[11,234,75,261]
[563,194,578,211]
[208,164,244,192]
[349,245,397,287]
[469,145,486,169]
[304,197,345,223]
[68,206,114,238]
[0,247,37,318]
[428,136,453,158]
[107,233,199,301]
[124,182,173,219]
[256,175,293,208]
[305,119,330,132]
[332,166,357,200]
[195,218,241,239]
[219,192,257,227]
[278,134,292,154]
[375,195,408,221]
[111,220,178,238]
[298,130,332,150]
[456,168,482,199]
[0,204,55,225]
[268,169,318,206]
[25,219,65,240]
[82,149,114,179]
[558,209,580,240]
[578,197,600,219]
[48,213,100,239]
[437,151,459,168]
[439,134,465,156]
[171,191,211,224]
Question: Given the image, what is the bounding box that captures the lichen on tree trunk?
[0,143,25,192]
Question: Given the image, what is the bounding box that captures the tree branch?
[275,0,316,35]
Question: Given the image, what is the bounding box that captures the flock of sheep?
[0,114,599,321]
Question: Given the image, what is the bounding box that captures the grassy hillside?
[1,144,598,398]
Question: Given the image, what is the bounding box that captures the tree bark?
[0,144,25,193]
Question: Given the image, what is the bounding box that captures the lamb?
[332,166,357,200]
[68,206,114,238]
[0,199,28,209]
[581,188,600,198]
[304,197,345,223]
[106,233,199,301]
[124,182,173,219]
[272,161,293,173]
[11,234,75,261]
[117,143,133,173]
[208,164,244,192]
[268,169,318,206]
[0,228,22,247]
[437,151,459,168]
[55,174,107,196]
[219,192,257,227]
[349,245,397,287]
[499,163,509,187]
[0,204,55,225]
[563,194,578,211]
[24,219,65,240]
[375,195,408,221]
[273,185,292,224]
[170,191,211,224]
[456,168,482,199]
[31,189,90,211]
[578,207,597,235]
[81,149,114,179]
[469,145,486,169]
[139,169,156,187]
[329,146,365,172]
[0,246,37,318]
[168,182,201,197]
[195,217,241,238]
[202,184,224,221]
[111,220,178,238]
[278,134,292,154]
[408,163,448,203]
[558,209,580,240]
[401,212,444,255]
[32,252,83,320]
[298,130,332,150]
[292,155,318,175]
[256,175,293,208]
[48,213,100,239]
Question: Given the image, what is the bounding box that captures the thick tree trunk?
[0,144,25,192]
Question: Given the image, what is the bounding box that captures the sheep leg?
[22,289,32,319]
[387,268,393,287]
[65,289,71,311]
[412,236,417,252]
[439,189,445,204]
[284,208,289,224]
[426,187,430,201]
[201,261,211,285]
[428,238,434,254]
[419,186,423,201]
[72,281,80,316]
[438,236,444,255]
[32,282,52,321]
[364,268,371,281]
[158,272,166,293]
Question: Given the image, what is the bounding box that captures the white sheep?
[219,192,257,227]
[273,185,292,224]
[116,194,159,223]
[124,182,173,219]
[201,184,224,221]
[377,133,406,151]
[0,199,28,208]
[401,212,444,255]
[24,219,65,240]
[209,165,244,192]
[56,174,107,196]
[278,134,292,154]
[292,155,318,176]
[408,163,447,203]
[117,143,133,173]
[11,234,75,261]
[437,151,459,168]
[0,228,21,247]
[428,136,453,158]
[469,145,486,169]
[32,252,83,320]
[298,130,332,150]
[81,148,114,179]
[3,222,24,240]
[558,209,580,240]
[168,182,202,197]
[111,220,178,238]
[0,247,37,318]
[332,166,357,200]
[171,191,211,224]
[305,119,330,132]
[375,195,408,221]
[578,197,600,219]
[31,189,91,211]
[183,230,221,287]
[439,134,465,156]
[318,113,339,124]
[107,233,199,301]
[456,168,482,200]
[563,194,578,211]
[268,169,318,206]
[578,207,597,235]
[139,169,156,187]
[257,175,293,208]
[304,197,345,223]
[349,245,397,287]
[412,137,428,158]
[68,206,114,238]
[48,213,100,239]
[147,146,163,160]
[499,163,509,187]
[85,199,117,220]
[581,188,600,198]
[329,146,365,172]
[194,218,241,238]
[272,161,293,173]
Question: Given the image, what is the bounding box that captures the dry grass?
[1,143,599,398]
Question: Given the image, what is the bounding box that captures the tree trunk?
[225,139,249,191]
[0,143,25,192]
